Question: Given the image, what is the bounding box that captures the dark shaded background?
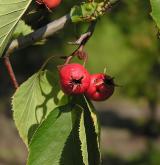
[0,0,160,164]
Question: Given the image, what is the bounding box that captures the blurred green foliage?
[38,0,159,103]
[85,0,160,103]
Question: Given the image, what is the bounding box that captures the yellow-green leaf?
[12,70,65,146]
[150,0,160,29]
[0,0,32,57]
[28,105,84,165]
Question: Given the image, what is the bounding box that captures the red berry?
[85,73,115,101]
[59,63,90,95]
[36,0,61,9]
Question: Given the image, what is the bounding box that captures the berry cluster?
[59,63,115,101]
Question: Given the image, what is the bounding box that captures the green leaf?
[70,5,83,23]
[83,98,101,165]
[150,0,160,29]
[74,96,101,165]
[0,0,32,57]
[27,105,84,165]
[79,107,89,165]
[12,70,65,146]
[13,20,33,38]
[84,96,101,147]
[60,106,84,165]
[70,2,98,23]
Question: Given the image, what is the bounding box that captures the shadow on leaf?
[27,70,62,144]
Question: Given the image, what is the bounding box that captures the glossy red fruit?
[85,73,115,101]
[59,63,90,95]
[36,0,61,9]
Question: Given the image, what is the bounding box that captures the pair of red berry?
[36,0,61,9]
[59,63,115,101]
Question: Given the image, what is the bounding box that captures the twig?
[64,21,97,64]
[3,56,19,89]
[5,14,70,56]
[64,0,120,64]
[68,32,92,45]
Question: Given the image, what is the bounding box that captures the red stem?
[4,57,19,89]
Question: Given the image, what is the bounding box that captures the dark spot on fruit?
[72,76,83,85]
[104,77,114,86]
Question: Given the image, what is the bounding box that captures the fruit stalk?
[3,56,19,89]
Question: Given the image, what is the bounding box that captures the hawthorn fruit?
[85,73,115,101]
[59,63,90,95]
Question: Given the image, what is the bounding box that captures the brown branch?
[4,0,120,56]
[5,14,70,56]
[64,21,97,64]
[68,32,92,45]
[3,56,19,89]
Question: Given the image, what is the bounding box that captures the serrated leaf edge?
[12,72,40,148]
[79,109,89,165]
[83,95,101,163]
